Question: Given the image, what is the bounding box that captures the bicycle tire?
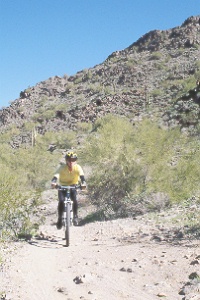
[65,202,71,247]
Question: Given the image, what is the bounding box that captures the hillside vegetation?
[0,114,199,240]
[83,115,199,206]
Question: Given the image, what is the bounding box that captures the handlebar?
[56,184,81,190]
[51,182,87,191]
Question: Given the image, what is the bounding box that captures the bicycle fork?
[70,199,73,225]
[63,196,73,226]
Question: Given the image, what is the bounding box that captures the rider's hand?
[51,182,57,189]
[80,182,87,191]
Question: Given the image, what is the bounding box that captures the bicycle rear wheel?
[65,202,71,247]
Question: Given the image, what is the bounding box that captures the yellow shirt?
[54,164,84,185]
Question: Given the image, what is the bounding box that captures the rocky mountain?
[0,15,200,146]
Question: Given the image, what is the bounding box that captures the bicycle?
[57,185,80,247]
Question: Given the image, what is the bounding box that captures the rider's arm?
[80,175,87,190]
[80,175,86,184]
[51,176,58,188]
[51,176,58,183]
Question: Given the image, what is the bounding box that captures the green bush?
[41,130,76,149]
[150,89,163,97]
[1,114,199,234]
[128,119,200,203]
[82,115,145,217]
[0,162,33,240]
[0,135,61,239]
[150,52,162,60]
[82,115,200,218]
[76,122,93,133]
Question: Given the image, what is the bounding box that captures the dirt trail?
[1,191,200,300]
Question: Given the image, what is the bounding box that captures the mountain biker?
[51,151,86,228]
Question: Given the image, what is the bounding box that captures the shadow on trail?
[78,210,110,226]
[24,223,70,249]
[27,236,67,249]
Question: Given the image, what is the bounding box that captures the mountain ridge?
[0,15,199,146]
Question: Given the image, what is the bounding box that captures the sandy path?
[1,195,200,300]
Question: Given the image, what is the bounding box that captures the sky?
[0,0,199,109]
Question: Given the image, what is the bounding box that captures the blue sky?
[0,0,199,109]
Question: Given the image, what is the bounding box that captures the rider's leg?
[70,189,78,225]
[57,190,65,229]
[70,189,78,216]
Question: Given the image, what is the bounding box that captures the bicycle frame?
[58,185,79,247]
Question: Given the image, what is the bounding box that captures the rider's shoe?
[56,218,62,229]
[73,215,79,226]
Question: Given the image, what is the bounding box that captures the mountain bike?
[57,185,80,247]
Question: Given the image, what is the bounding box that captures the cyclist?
[51,151,86,228]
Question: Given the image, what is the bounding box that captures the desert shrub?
[82,115,145,218]
[150,89,163,97]
[181,76,197,93]
[150,52,162,60]
[174,139,200,200]
[14,139,61,189]
[82,115,200,218]
[0,158,36,240]
[74,76,82,84]
[0,126,21,143]
[104,86,113,95]
[76,122,93,133]
[131,119,200,203]
[32,112,43,122]
[42,109,55,120]
[23,121,36,131]
[194,69,200,80]
[82,69,93,81]
[42,130,76,150]
[56,103,68,111]
[0,190,38,240]
[126,59,137,69]
[0,133,62,239]
[154,62,166,70]
[38,96,48,106]
[195,60,200,69]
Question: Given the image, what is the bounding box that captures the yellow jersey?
[54,164,84,185]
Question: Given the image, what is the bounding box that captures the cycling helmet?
[65,151,78,160]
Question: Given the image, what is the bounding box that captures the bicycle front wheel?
[65,202,71,247]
